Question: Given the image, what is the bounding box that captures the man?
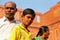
[35,26,50,40]
[8,8,36,40]
[0,1,19,40]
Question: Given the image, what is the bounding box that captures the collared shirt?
[0,17,19,40]
[8,23,32,40]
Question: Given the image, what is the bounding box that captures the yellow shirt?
[8,24,32,40]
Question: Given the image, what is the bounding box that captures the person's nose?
[8,8,11,12]
[29,18,32,21]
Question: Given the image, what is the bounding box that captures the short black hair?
[22,8,35,18]
[36,26,49,37]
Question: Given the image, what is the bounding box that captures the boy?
[8,8,35,40]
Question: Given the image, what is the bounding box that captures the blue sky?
[0,0,60,14]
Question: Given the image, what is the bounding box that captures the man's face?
[22,14,34,26]
[5,2,16,19]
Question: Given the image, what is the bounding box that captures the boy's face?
[22,14,34,26]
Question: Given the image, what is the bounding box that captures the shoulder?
[0,17,6,22]
[35,37,39,40]
[12,24,20,30]
[35,37,43,40]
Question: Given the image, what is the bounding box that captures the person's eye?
[10,8,15,10]
[28,16,30,18]
[5,7,9,9]
[5,7,15,10]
